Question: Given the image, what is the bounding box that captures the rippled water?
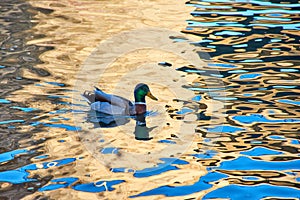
[1,0,300,199]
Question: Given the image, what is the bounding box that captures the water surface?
[0,0,300,199]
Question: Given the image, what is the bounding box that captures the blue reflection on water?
[172,38,188,42]
[241,147,283,156]
[0,157,77,184]
[208,63,237,68]
[176,108,193,114]
[215,31,243,36]
[30,121,81,131]
[34,154,49,160]
[233,114,300,124]
[110,158,189,178]
[0,99,11,104]
[44,123,81,131]
[45,81,65,87]
[10,106,39,112]
[130,172,228,198]
[0,170,37,184]
[241,59,263,63]
[268,135,286,140]
[280,68,298,72]
[192,95,201,101]
[0,119,25,125]
[239,73,261,80]
[254,16,291,21]
[273,85,297,89]
[0,149,29,163]
[158,140,176,144]
[100,147,119,154]
[291,140,300,145]
[242,176,260,181]
[233,44,248,48]
[219,156,300,171]
[111,168,135,173]
[204,184,300,199]
[277,99,300,106]
[39,177,79,191]
[42,158,76,169]
[205,125,244,133]
[134,158,189,178]
[228,70,248,74]
[213,97,238,101]
[250,23,300,30]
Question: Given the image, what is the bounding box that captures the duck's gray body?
[82,87,136,115]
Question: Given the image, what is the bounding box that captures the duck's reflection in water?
[87,111,157,140]
[134,114,157,140]
[87,111,130,128]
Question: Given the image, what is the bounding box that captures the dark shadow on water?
[86,110,131,128]
[86,111,157,140]
[134,114,157,140]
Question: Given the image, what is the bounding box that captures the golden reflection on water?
[10,0,207,199]
[73,47,199,169]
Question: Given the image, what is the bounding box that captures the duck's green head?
[134,83,158,103]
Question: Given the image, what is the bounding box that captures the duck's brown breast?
[134,104,147,115]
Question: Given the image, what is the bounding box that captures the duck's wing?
[94,87,132,107]
[82,87,115,104]
[94,87,112,102]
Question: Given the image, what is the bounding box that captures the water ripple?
[1,0,300,199]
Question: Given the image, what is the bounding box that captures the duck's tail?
[94,86,101,91]
[82,87,112,104]
[81,91,96,104]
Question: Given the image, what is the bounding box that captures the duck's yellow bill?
[147,91,158,101]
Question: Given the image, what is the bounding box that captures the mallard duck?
[82,83,158,115]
